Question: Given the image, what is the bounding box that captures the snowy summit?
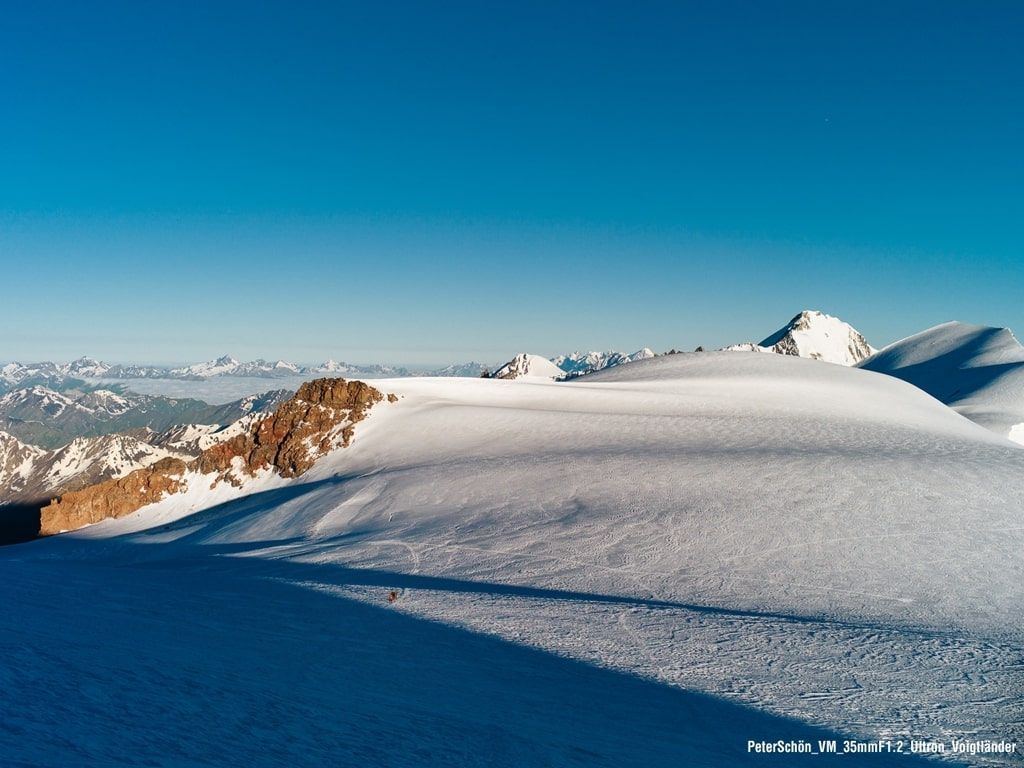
[724,310,876,366]
[492,353,565,380]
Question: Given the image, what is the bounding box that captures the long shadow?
[119,514,972,641]
[30,473,997,642]
[3,480,995,764]
[132,545,926,635]
[20,470,968,640]
[0,551,957,767]
[0,501,42,545]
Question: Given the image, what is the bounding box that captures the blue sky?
[1,0,1021,365]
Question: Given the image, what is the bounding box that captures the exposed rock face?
[194,378,385,481]
[39,378,391,535]
[39,457,188,535]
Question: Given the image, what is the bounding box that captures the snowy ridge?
[859,321,1024,444]
[0,386,92,418]
[724,310,876,366]
[150,423,222,454]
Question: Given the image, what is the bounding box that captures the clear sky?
[1,0,1021,365]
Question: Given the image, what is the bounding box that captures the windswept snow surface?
[860,321,1024,445]
[2,353,1023,766]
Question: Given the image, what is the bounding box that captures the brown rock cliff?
[39,378,391,535]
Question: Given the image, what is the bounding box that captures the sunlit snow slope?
[2,352,1022,767]
[860,321,1024,445]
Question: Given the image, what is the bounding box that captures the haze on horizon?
[2,1,1021,365]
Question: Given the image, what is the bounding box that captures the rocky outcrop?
[39,378,392,535]
[38,457,188,535]
[194,378,385,482]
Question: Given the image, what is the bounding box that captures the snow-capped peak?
[170,355,242,378]
[552,348,656,377]
[723,310,876,366]
[493,353,565,380]
[312,359,354,373]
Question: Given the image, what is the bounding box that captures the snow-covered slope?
[725,310,876,365]
[859,321,1024,444]
[40,435,187,492]
[168,356,408,379]
[0,431,45,497]
[3,353,1021,765]
[553,348,655,377]
[492,353,565,380]
[150,422,222,454]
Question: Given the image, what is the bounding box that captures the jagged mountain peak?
[552,348,656,377]
[493,353,564,380]
[724,309,876,366]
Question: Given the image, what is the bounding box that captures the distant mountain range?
[5,308,1024,448]
[3,310,873,394]
[491,310,876,381]
[1,356,409,386]
[553,348,656,377]
[0,385,290,449]
[0,385,292,512]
